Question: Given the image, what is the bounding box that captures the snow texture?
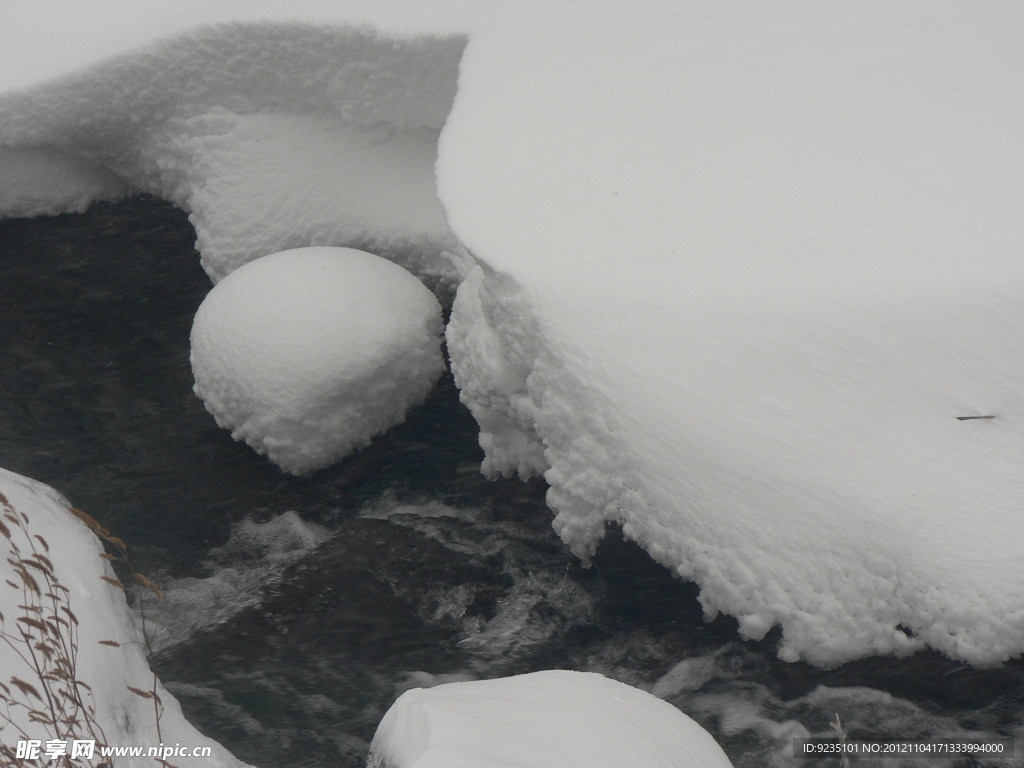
[366,670,733,768]
[0,146,129,217]
[445,266,547,480]
[0,22,464,288]
[2,2,1024,667]
[191,247,445,474]
[0,468,248,768]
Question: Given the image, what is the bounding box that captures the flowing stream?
[1,197,1021,768]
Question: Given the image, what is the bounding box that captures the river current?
[1,197,1021,768]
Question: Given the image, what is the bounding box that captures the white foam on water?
[641,645,1024,768]
[361,495,599,659]
[359,494,480,525]
[139,510,330,652]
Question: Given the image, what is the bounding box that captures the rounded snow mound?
[367,670,733,768]
[191,246,445,474]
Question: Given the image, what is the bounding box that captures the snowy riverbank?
[3,0,1022,671]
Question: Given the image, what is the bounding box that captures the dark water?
[1,197,1021,768]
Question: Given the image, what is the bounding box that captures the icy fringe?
[0,23,466,295]
[447,265,942,668]
[447,264,643,562]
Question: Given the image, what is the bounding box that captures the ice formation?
[191,247,445,474]
[367,670,733,768]
[0,468,247,768]
[2,2,1024,666]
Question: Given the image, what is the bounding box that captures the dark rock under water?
[1,197,1021,768]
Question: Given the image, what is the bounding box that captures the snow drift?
[367,670,733,768]
[191,247,445,474]
[2,2,1023,667]
[0,22,465,289]
[0,145,128,217]
[0,468,247,768]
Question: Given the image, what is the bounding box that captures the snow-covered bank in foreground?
[2,2,1023,667]
[368,670,733,768]
[0,468,246,768]
[191,247,445,473]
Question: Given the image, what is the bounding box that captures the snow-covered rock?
[367,670,733,768]
[0,468,247,768]
[2,1,1023,667]
[190,246,445,474]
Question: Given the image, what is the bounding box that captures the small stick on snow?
[830,713,852,768]
[955,415,995,421]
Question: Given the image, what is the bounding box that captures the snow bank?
[191,247,445,474]
[0,22,464,287]
[0,468,247,768]
[3,1,1024,667]
[0,146,129,217]
[439,2,1024,667]
[367,670,733,768]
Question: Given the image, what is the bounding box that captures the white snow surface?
[191,247,445,474]
[0,20,464,286]
[367,670,733,768]
[2,1,1024,666]
[0,146,129,217]
[0,468,248,768]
